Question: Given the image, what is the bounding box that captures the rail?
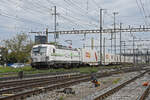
[94,71,149,100]
[139,85,150,100]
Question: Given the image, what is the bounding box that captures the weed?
[59,96,64,100]
[113,78,121,84]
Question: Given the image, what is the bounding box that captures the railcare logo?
[86,52,91,58]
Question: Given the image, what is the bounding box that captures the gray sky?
[0,0,150,52]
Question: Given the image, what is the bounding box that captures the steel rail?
[94,71,149,100]
[0,77,91,100]
[0,75,89,94]
[0,67,147,100]
[0,71,79,81]
[0,70,148,100]
[0,67,144,93]
[139,85,150,100]
[0,66,142,89]
[0,73,80,88]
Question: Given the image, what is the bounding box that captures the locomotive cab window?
[32,47,47,55]
[53,49,55,53]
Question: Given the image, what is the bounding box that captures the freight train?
[31,44,133,69]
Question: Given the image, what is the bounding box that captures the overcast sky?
[0,0,150,52]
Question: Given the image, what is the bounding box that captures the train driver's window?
[53,49,55,53]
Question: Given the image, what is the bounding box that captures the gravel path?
[26,71,141,100]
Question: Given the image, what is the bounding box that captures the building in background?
[35,35,47,44]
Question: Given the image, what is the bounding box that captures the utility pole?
[146,49,148,64]
[113,12,119,63]
[91,37,94,50]
[120,23,122,63]
[83,33,86,48]
[103,37,106,65]
[133,33,135,64]
[52,6,58,43]
[148,49,150,63]
[46,28,48,43]
[100,9,104,65]
[141,50,143,63]
[111,30,113,53]
[54,6,57,43]
[137,48,139,64]
[123,42,126,63]
[135,48,137,64]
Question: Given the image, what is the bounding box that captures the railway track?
[0,74,92,100]
[0,66,144,90]
[0,72,112,97]
[0,74,89,94]
[139,85,150,100]
[0,71,79,81]
[0,66,146,81]
[0,73,81,89]
[0,77,91,100]
[94,70,150,100]
[0,67,148,100]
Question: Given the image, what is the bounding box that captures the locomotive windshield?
[32,46,47,55]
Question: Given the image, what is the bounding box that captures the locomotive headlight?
[33,58,37,62]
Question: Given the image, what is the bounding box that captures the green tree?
[0,47,8,65]
[3,33,34,63]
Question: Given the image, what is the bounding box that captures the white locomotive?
[31,44,99,68]
[31,44,133,68]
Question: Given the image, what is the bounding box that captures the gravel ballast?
[26,71,142,100]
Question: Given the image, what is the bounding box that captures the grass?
[0,66,33,73]
[59,96,64,100]
[0,63,136,77]
[0,66,34,77]
[113,78,121,84]
[98,63,135,69]
[0,66,100,77]
[71,66,99,74]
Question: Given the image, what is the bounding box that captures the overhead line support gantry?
[30,27,150,34]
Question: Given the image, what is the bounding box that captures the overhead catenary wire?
[25,0,99,29]
[0,11,48,27]
[139,0,150,25]
[0,0,51,27]
[0,0,149,37]
[63,0,99,24]
[43,0,106,27]
[58,16,86,29]
[49,1,99,28]
[1,0,50,15]
[136,0,148,25]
